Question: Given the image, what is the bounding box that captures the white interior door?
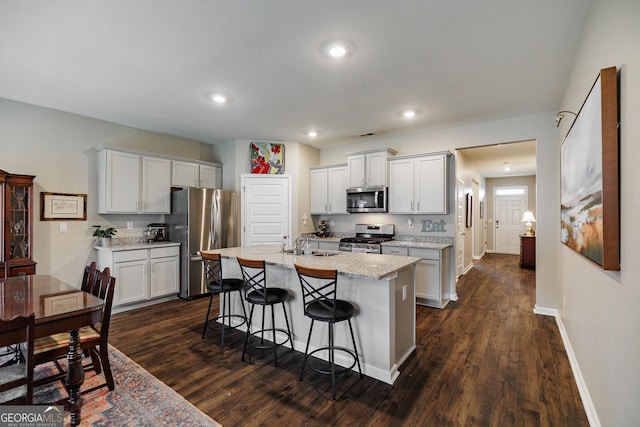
[494,194,525,254]
[241,174,291,247]
[456,179,465,278]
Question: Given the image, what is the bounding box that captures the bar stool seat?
[295,264,362,399]
[201,252,248,348]
[237,257,292,367]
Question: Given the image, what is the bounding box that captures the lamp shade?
[521,211,536,223]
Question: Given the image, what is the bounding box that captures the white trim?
[533,305,601,427]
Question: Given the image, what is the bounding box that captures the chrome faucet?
[293,236,304,255]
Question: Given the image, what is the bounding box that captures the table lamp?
[521,210,536,236]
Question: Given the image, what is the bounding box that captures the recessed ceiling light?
[307,130,318,138]
[504,167,511,172]
[321,40,354,59]
[211,93,229,104]
[399,109,421,119]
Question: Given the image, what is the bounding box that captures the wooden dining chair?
[0,313,35,405]
[33,267,116,393]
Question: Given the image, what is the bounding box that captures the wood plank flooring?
[109,253,588,426]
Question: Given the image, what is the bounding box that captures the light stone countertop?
[93,241,180,251]
[202,245,420,280]
[307,236,341,243]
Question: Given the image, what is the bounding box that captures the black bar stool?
[294,264,362,399]
[237,257,292,366]
[201,252,248,348]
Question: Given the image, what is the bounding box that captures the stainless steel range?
[338,224,395,254]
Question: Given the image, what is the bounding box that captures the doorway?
[494,188,527,254]
[241,174,292,247]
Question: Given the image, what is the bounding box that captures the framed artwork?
[250,142,285,174]
[560,66,619,270]
[465,193,473,228]
[40,192,87,221]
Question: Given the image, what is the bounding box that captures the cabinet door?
[317,241,340,251]
[141,156,171,213]
[104,150,140,213]
[172,160,199,187]
[388,158,415,213]
[327,166,348,214]
[415,259,441,302]
[199,164,221,189]
[150,256,179,298]
[366,151,388,186]
[415,155,447,214]
[309,169,329,214]
[113,259,148,305]
[347,155,365,188]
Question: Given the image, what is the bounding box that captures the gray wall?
[556,0,640,425]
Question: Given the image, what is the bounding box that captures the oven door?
[339,242,353,252]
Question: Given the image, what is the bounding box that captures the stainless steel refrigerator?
[165,187,240,299]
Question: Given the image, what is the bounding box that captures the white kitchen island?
[202,245,420,385]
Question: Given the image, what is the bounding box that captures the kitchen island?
[202,245,420,385]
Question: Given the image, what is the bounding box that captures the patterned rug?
[33,345,221,427]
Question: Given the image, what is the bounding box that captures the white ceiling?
[0,1,590,172]
[458,140,537,178]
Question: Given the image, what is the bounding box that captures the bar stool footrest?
[205,314,247,332]
[305,346,358,376]
[246,328,292,350]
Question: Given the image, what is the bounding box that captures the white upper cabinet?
[388,152,450,214]
[172,160,221,188]
[171,160,199,187]
[198,164,221,189]
[98,149,141,213]
[310,164,348,214]
[347,148,396,188]
[141,156,171,213]
[96,147,173,214]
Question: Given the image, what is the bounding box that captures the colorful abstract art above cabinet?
[250,142,285,174]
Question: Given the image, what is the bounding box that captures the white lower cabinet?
[382,245,450,308]
[97,245,179,310]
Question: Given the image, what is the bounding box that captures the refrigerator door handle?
[210,191,218,249]
[190,254,202,262]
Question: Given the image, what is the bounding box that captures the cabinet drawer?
[113,249,148,263]
[382,246,409,256]
[151,246,179,258]
[409,248,440,260]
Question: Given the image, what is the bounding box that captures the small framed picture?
[40,192,87,221]
[43,291,84,316]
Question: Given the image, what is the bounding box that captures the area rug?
[33,345,221,427]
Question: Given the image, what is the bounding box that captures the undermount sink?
[282,249,339,256]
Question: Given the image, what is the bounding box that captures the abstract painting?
[250,142,285,174]
[560,66,619,270]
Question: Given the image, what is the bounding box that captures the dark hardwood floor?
[109,254,588,426]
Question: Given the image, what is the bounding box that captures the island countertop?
[202,245,420,280]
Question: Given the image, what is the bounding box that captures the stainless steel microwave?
[346,186,388,213]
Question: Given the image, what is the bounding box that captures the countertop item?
[203,245,420,280]
[93,241,180,251]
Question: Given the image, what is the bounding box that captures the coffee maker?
[147,223,168,241]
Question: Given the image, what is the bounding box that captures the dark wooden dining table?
[0,274,104,426]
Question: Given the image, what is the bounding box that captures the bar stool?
[294,264,362,399]
[237,257,292,367]
[201,252,248,348]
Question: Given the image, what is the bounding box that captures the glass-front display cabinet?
[1,170,36,278]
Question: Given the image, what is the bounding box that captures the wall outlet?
[402,285,407,300]
[127,221,134,229]
[59,223,68,233]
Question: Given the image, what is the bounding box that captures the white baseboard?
[533,305,601,427]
